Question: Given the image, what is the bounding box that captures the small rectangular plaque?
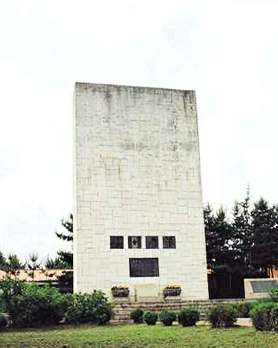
[129,258,159,277]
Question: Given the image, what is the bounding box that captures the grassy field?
[1,324,278,348]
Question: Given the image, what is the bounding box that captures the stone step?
[110,319,133,325]
[110,299,249,324]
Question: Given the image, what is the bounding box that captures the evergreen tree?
[55,214,73,268]
[251,198,278,276]
[55,214,73,242]
[205,193,278,279]
[3,254,25,276]
[204,204,233,272]
[45,256,69,269]
[213,206,233,272]
[204,203,217,270]
[0,251,6,269]
[27,253,40,278]
[6,254,25,270]
[231,189,253,274]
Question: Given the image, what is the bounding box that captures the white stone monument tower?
[73,82,209,301]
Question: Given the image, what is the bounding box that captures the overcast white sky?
[0,0,278,264]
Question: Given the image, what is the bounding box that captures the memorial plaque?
[129,258,159,277]
[250,280,278,293]
[128,236,141,249]
[146,236,159,249]
[163,236,176,249]
[110,236,124,249]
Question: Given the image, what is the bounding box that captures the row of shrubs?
[129,286,278,332]
[131,304,245,328]
[130,288,278,331]
[0,279,112,328]
[205,286,278,331]
[231,301,255,318]
[130,302,257,328]
[2,277,278,331]
[0,278,240,329]
[131,307,200,326]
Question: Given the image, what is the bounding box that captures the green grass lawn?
[1,324,278,348]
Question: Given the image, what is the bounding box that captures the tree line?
[0,214,73,272]
[0,251,69,273]
[1,194,278,277]
[205,190,278,277]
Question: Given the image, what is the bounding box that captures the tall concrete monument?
[73,82,209,301]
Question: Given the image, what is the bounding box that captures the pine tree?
[45,256,69,269]
[55,214,73,268]
[204,204,233,272]
[204,203,217,270]
[27,253,40,278]
[55,214,73,241]
[251,198,278,276]
[0,251,5,270]
[231,188,253,274]
[3,254,25,276]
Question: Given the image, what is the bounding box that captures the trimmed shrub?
[0,279,113,328]
[255,297,273,305]
[269,286,278,302]
[0,278,24,314]
[143,311,158,325]
[160,310,176,326]
[250,302,278,331]
[178,307,200,327]
[232,302,255,318]
[64,291,113,325]
[8,283,68,328]
[0,314,7,328]
[207,304,237,328]
[131,308,144,324]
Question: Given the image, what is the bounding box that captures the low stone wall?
[110,298,249,324]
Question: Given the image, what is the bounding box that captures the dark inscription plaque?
[250,280,278,293]
[163,236,176,249]
[146,236,159,249]
[110,236,124,249]
[129,258,159,277]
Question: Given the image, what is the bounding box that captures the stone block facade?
[73,83,209,301]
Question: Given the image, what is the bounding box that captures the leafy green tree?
[0,278,24,313]
[0,281,68,327]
